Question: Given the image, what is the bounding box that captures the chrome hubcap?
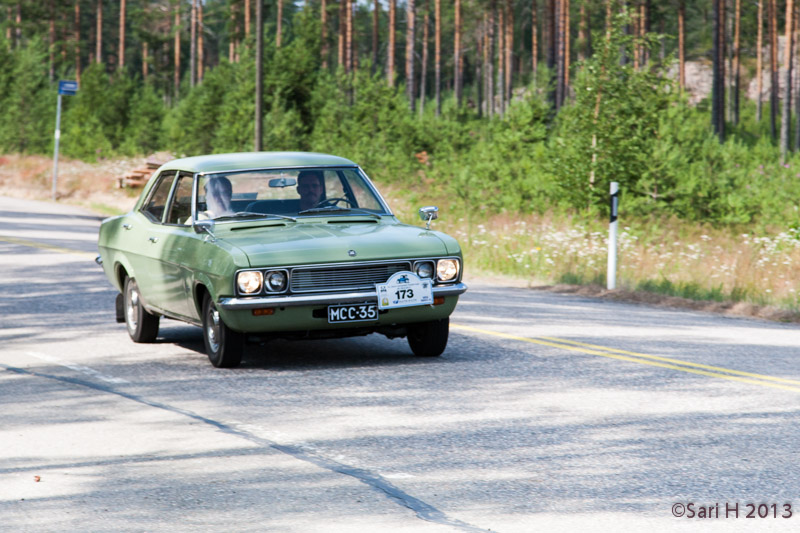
[126,287,139,332]
[206,306,220,353]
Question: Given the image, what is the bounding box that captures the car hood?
[216,220,456,267]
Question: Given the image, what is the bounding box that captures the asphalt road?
[2,196,800,532]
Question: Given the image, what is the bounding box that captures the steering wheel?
[314,196,353,208]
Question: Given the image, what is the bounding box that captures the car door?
[156,172,200,320]
[125,170,179,314]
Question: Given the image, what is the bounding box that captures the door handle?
[148,237,159,243]
[122,223,132,230]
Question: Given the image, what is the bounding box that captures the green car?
[97,152,467,368]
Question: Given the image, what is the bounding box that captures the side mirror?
[418,206,439,229]
[193,219,215,235]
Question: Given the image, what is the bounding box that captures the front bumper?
[218,282,468,310]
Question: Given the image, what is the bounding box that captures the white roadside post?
[607,182,620,290]
[52,80,78,201]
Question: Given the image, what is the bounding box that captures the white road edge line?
[26,351,129,384]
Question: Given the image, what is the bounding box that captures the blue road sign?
[58,80,78,95]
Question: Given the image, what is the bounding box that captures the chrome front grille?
[290,261,413,293]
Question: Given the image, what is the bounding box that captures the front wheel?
[124,277,159,343]
[202,294,244,368]
[407,318,449,357]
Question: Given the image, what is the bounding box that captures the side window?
[142,172,177,223]
[166,173,194,225]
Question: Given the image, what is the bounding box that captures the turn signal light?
[433,297,445,306]
[252,308,275,316]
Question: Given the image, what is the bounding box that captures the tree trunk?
[229,3,235,63]
[732,0,740,125]
[255,0,263,151]
[143,41,148,80]
[578,1,587,62]
[556,0,564,109]
[712,0,726,142]
[420,2,429,116]
[198,1,204,82]
[455,0,462,106]
[506,0,513,103]
[546,0,556,108]
[476,20,483,117]
[338,0,346,69]
[119,0,126,70]
[15,2,21,47]
[435,0,441,116]
[640,1,648,68]
[794,1,800,150]
[322,0,329,69]
[174,4,180,98]
[74,1,81,84]
[781,0,794,162]
[755,0,763,120]
[49,1,55,81]
[245,0,250,37]
[277,0,283,48]
[346,0,353,72]
[532,0,538,84]
[388,0,396,85]
[770,0,778,139]
[497,3,505,115]
[407,0,416,112]
[190,0,197,87]
[96,0,102,64]
[564,0,570,92]
[678,1,685,92]
[487,4,495,116]
[373,0,379,74]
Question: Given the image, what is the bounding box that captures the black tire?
[123,277,159,343]
[202,294,244,368]
[407,318,449,357]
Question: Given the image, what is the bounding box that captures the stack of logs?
[115,153,171,188]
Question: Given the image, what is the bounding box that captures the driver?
[297,170,324,210]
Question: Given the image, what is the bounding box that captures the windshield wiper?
[214,211,297,222]
[297,206,382,219]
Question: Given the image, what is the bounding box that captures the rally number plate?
[376,271,433,310]
[327,303,379,324]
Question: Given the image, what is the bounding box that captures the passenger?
[297,170,325,210]
[203,176,234,219]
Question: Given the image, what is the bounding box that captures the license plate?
[376,271,433,310]
[328,303,379,323]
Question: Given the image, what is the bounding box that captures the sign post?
[52,80,78,201]
[607,182,620,290]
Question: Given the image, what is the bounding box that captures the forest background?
[3,0,800,316]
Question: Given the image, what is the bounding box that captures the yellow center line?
[452,324,800,393]
[0,234,97,259]
[537,335,800,387]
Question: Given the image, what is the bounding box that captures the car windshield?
[195,167,389,221]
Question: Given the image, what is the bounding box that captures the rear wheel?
[407,318,449,357]
[202,294,244,368]
[124,277,159,343]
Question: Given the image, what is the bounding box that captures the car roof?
[158,152,358,174]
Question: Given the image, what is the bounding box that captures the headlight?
[414,261,434,279]
[237,271,263,294]
[436,259,459,282]
[265,270,288,292]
